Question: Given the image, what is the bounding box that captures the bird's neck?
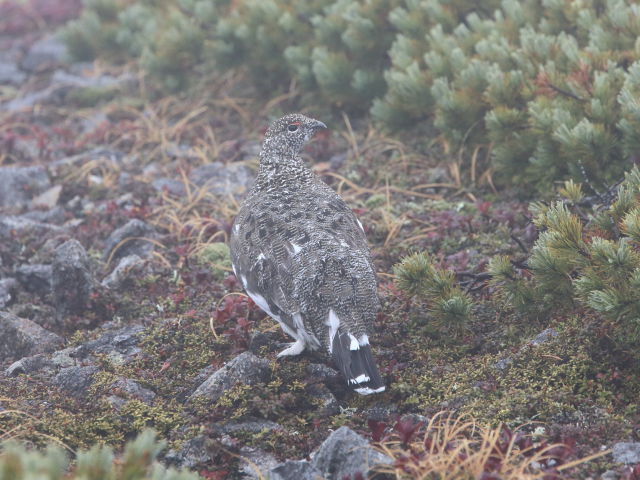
[257,152,315,186]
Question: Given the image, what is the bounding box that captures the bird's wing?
[230,190,375,345]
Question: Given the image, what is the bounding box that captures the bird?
[229,113,385,395]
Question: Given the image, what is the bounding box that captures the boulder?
[0,312,63,362]
[52,239,93,318]
[0,165,51,209]
[311,426,392,480]
[102,219,156,262]
[189,352,270,403]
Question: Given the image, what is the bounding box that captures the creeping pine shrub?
[0,430,201,480]
[394,252,473,328]
[62,0,640,192]
[489,167,640,350]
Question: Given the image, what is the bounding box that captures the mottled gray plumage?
[230,113,384,395]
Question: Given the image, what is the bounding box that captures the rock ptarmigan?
[229,113,385,395]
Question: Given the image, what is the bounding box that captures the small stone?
[109,377,156,404]
[52,239,93,318]
[216,419,282,435]
[0,215,64,239]
[269,460,323,480]
[306,363,340,381]
[189,162,255,197]
[0,312,64,362]
[0,59,26,86]
[530,328,558,346]
[21,34,68,72]
[311,426,392,480]
[152,178,186,196]
[0,165,51,209]
[0,278,18,308]
[102,219,157,262]
[165,436,213,469]
[15,264,53,296]
[71,325,144,365]
[613,442,640,464]
[101,254,145,289]
[601,470,620,479]
[5,354,51,376]
[239,446,279,479]
[189,352,271,403]
[53,366,99,398]
[31,185,63,209]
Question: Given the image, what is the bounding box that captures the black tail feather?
[332,331,385,395]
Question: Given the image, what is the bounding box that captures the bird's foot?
[276,339,306,358]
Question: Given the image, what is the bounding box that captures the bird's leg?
[276,339,306,358]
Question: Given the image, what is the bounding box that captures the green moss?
[195,243,232,280]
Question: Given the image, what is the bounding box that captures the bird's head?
[262,113,327,157]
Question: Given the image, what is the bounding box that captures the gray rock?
[306,363,339,381]
[5,354,52,376]
[0,312,64,362]
[22,206,66,225]
[21,34,68,72]
[613,442,640,464]
[216,419,282,435]
[311,426,392,480]
[530,328,558,346]
[0,278,18,308]
[239,446,279,479]
[15,264,53,296]
[53,365,99,398]
[109,377,156,404]
[0,215,64,239]
[0,165,51,209]
[495,328,559,371]
[6,72,135,112]
[0,59,26,85]
[601,470,620,479]
[152,178,187,196]
[165,436,213,469]
[101,254,145,289]
[71,325,144,365]
[189,351,270,402]
[189,162,254,197]
[102,219,156,262]
[52,239,93,318]
[269,460,323,480]
[31,185,63,209]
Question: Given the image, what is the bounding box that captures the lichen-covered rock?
[189,351,270,402]
[613,442,640,464]
[71,324,144,365]
[165,436,214,469]
[53,365,99,398]
[0,278,17,308]
[0,214,64,240]
[269,460,322,480]
[238,446,279,479]
[109,377,156,404]
[15,264,53,296]
[52,239,93,319]
[0,165,51,209]
[310,426,391,480]
[0,312,64,362]
[102,219,157,262]
[5,354,52,377]
[21,33,69,72]
[189,162,254,197]
[101,254,145,289]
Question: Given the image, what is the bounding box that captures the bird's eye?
[287,124,298,132]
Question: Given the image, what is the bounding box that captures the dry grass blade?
[374,411,601,480]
